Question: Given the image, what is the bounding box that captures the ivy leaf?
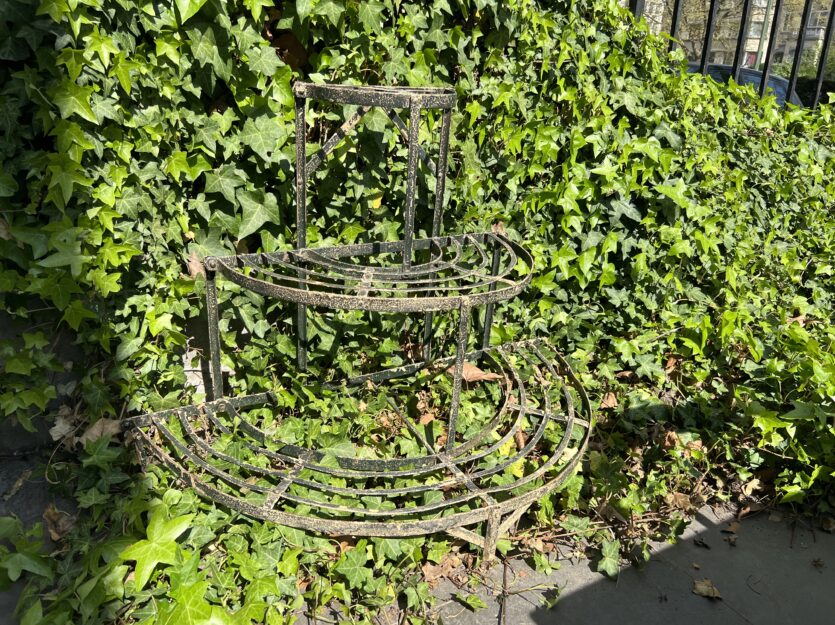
[357,1,385,33]
[158,581,211,625]
[237,114,287,162]
[120,509,195,590]
[204,165,244,204]
[175,0,208,24]
[597,539,620,578]
[52,80,98,124]
[314,0,345,27]
[247,45,283,76]
[335,544,372,589]
[296,0,313,20]
[655,178,692,210]
[236,188,281,240]
[1,553,54,582]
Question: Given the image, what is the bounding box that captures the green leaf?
[1,553,54,582]
[357,1,385,32]
[5,355,33,376]
[52,81,98,124]
[314,0,345,27]
[296,0,313,20]
[236,188,281,240]
[205,165,245,204]
[175,0,208,23]
[335,543,372,589]
[247,45,283,76]
[597,540,620,578]
[158,581,211,625]
[454,593,488,611]
[237,114,287,162]
[120,509,195,590]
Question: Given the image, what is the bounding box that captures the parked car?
[687,63,803,106]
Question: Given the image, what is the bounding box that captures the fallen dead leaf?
[787,315,807,327]
[600,392,618,410]
[819,516,835,533]
[768,511,784,523]
[449,362,503,383]
[666,492,695,513]
[693,537,711,550]
[742,478,763,497]
[615,370,635,380]
[491,222,507,236]
[693,578,722,599]
[662,430,679,450]
[421,553,461,586]
[75,418,122,446]
[515,429,527,451]
[2,469,32,501]
[418,412,436,426]
[49,416,75,441]
[724,535,738,547]
[664,355,680,374]
[43,504,75,541]
[738,502,764,519]
[187,250,205,278]
[721,521,741,534]
[692,562,701,570]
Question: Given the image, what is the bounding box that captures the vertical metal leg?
[403,101,420,269]
[481,239,501,349]
[205,262,223,400]
[295,95,308,371]
[447,299,470,450]
[422,108,453,363]
[482,510,500,562]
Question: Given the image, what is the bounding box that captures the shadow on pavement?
[435,506,834,625]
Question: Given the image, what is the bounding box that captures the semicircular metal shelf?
[205,232,532,313]
[128,340,591,553]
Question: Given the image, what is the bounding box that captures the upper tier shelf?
[293,82,456,109]
[204,232,532,313]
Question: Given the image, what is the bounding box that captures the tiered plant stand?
[128,83,592,560]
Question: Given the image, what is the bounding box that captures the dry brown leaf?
[449,362,503,383]
[721,521,741,534]
[2,469,31,501]
[43,504,75,541]
[820,516,835,533]
[615,370,635,379]
[421,554,461,585]
[742,478,763,497]
[49,416,75,441]
[666,492,695,512]
[515,429,527,451]
[738,502,764,519]
[787,315,807,326]
[187,250,205,278]
[692,562,701,570]
[664,355,680,373]
[418,412,436,426]
[491,222,507,236]
[0,219,10,240]
[75,418,122,446]
[662,430,679,450]
[693,578,722,599]
[600,392,618,410]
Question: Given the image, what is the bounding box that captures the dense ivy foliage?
[1,0,835,622]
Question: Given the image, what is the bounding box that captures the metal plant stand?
[128,83,592,561]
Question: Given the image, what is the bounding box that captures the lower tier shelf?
[126,339,591,559]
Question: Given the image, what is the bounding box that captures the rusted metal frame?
[813,0,835,107]
[446,299,472,450]
[294,82,456,110]
[760,0,785,97]
[732,0,755,83]
[788,0,816,102]
[402,101,421,269]
[481,238,502,349]
[240,236,501,294]
[129,340,593,548]
[305,106,371,176]
[668,0,683,52]
[422,109,453,362]
[208,235,532,313]
[205,263,223,399]
[295,94,309,371]
[699,0,720,74]
[387,109,437,176]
